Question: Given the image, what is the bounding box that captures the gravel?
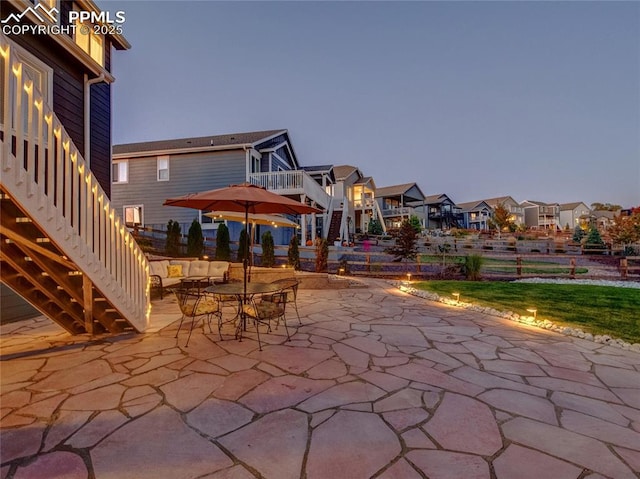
[513,278,640,289]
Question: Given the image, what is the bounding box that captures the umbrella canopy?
[164,183,320,311]
[204,211,300,228]
[163,183,320,216]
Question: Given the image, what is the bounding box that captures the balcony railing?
[249,170,331,209]
[382,206,415,217]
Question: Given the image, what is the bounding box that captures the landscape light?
[527,308,537,319]
[452,292,460,303]
[407,273,412,282]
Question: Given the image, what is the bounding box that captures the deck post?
[516,256,522,277]
[620,258,628,279]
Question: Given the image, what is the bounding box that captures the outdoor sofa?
[149,259,230,298]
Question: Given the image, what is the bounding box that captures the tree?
[237,229,249,264]
[315,238,328,273]
[572,225,586,243]
[261,231,275,267]
[408,215,422,234]
[186,219,204,257]
[165,220,181,256]
[367,219,383,235]
[489,203,515,236]
[385,220,418,261]
[591,202,622,212]
[288,234,301,270]
[583,227,605,254]
[215,223,231,260]
[609,208,640,250]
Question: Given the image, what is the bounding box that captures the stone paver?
[2,277,639,478]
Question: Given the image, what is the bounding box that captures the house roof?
[332,165,359,181]
[376,183,424,199]
[522,200,558,207]
[560,202,588,211]
[482,196,518,207]
[457,200,491,212]
[423,193,452,204]
[113,130,287,156]
[300,165,333,172]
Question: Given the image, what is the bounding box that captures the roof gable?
[376,183,424,200]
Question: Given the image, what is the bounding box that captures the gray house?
[457,201,493,230]
[111,130,326,245]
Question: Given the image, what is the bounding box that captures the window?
[124,205,143,227]
[74,7,104,66]
[112,160,128,183]
[157,156,169,181]
[252,156,260,173]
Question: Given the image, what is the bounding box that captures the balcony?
[382,206,415,218]
[249,170,331,209]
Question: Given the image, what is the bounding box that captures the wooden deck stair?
[0,34,150,335]
[327,210,344,244]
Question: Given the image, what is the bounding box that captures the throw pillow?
[167,264,183,278]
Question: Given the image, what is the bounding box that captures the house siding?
[2,1,114,196]
[111,150,247,229]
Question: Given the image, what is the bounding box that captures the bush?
[261,231,275,267]
[215,224,231,260]
[583,227,605,254]
[315,238,328,272]
[463,254,484,280]
[187,219,204,257]
[165,220,181,256]
[237,229,249,263]
[288,235,301,270]
[572,226,586,243]
[368,219,384,236]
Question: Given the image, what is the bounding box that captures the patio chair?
[173,289,220,347]
[263,278,301,325]
[242,291,290,351]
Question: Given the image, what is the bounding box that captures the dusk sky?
[100,1,639,208]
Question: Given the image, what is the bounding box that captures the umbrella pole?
[243,207,248,307]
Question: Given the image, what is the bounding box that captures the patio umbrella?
[204,211,300,272]
[164,183,320,301]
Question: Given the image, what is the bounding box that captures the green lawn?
[414,281,640,343]
[418,255,588,275]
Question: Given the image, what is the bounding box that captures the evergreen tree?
[237,229,249,263]
[583,227,605,253]
[186,219,204,257]
[288,234,301,270]
[261,231,275,267]
[215,223,231,260]
[409,215,422,234]
[165,220,181,256]
[385,220,418,261]
[572,225,586,243]
[367,219,383,235]
[315,238,328,272]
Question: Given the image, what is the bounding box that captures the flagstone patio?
[1,278,639,479]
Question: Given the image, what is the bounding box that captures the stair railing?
[0,34,151,331]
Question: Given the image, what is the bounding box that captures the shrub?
[237,229,249,263]
[368,219,384,236]
[385,220,418,261]
[572,225,586,243]
[215,223,231,260]
[261,231,275,267]
[583,227,605,254]
[463,254,484,280]
[187,219,204,257]
[288,235,301,270]
[165,220,181,256]
[315,238,328,272]
[409,215,422,234]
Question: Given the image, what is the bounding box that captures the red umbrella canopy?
[163,183,321,215]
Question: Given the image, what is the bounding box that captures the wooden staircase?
[326,210,344,244]
[0,34,150,334]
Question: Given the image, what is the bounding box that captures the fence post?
[416,255,421,273]
[620,258,628,279]
[516,256,522,277]
[570,258,576,279]
[366,253,370,272]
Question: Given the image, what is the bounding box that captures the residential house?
[375,183,426,230]
[457,201,493,230]
[111,130,332,245]
[590,209,620,232]
[330,165,385,242]
[483,196,525,227]
[1,1,149,333]
[521,200,560,230]
[559,202,591,231]
[421,193,463,230]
